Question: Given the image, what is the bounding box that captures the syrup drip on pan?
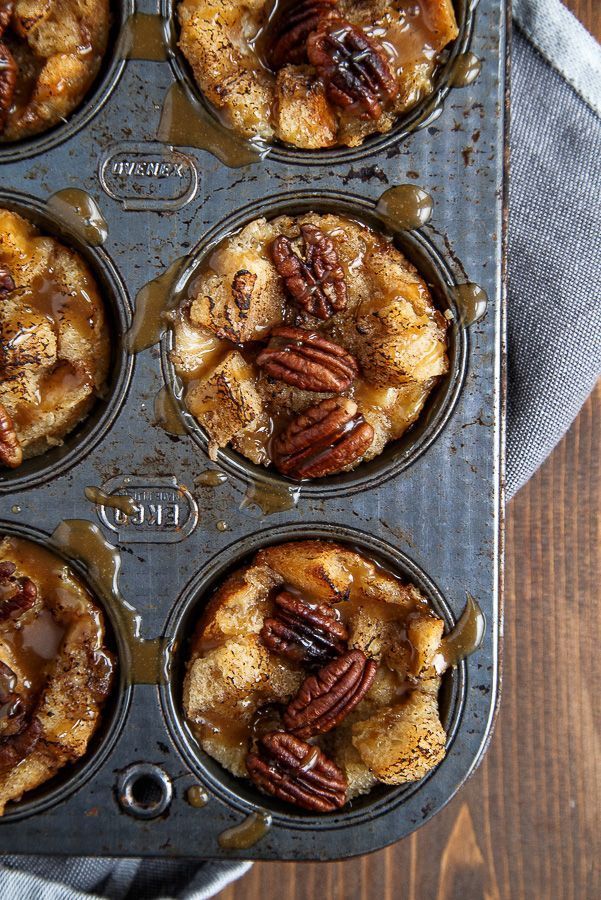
[51,520,166,684]
[186,785,209,808]
[376,184,433,230]
[84,486,140,517]
[452,283,488,325]
[449,52,482,88]
[240,480,301,516]
[123,13,168,61]
[154,385,187,436]
[125,256,188,353]
[158,83,267,168]
[435,593,486,671]
[47,189,108,246]
[194,470,228,487]
[218,811,272,850]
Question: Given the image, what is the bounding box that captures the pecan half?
[0,560,37,622]
[231,269,256,316]
[257,326,358,393]
[267,0,338,70]
[284,648,377,739]
[0,401,22,468]
[261,589,348,667]
[0,264,15,298]
[246,730,347,812]
[0,714,42,771]
[0,40,16,134]
[0,661,28,738]
[271,224,348,320]
[0,658,41,768]
[307,18,398,119]
[272,397,374,479]
[0,1,13,36]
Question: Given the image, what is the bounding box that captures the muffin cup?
[0,191,133,494]
[0,522,131,821]
[161,0,477,165]
[0,0,134,163]
[161,190,467,498]
[160,525,466,831]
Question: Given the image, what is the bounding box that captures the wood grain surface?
[219,5,601,898]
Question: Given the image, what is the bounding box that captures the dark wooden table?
[220,5,601,896]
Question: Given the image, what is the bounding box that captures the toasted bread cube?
[352,690,446,784]
[186,351,263,455]
[190,223,284,343]
[274,66,337,149]
[408,615,445,677]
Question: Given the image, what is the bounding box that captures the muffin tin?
[0,0,506,859]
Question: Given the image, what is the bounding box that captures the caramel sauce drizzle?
[376,184,433,230]
[47,189,108,247]
[50,520,166,685]
[449,52,482,88]
[158,83,267,168]
[0,535,105,701]
[186,785,209,808]
[434,594,485,671]
[452,283,488,326]
[240,481,301,516]
[154,385,187,436]
[218,811,272,850]
[123,13,168,61]
[84,486,139,517]
[126,256,188,354]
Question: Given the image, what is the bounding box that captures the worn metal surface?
[0,0,506,860]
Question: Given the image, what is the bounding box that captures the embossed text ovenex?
[0,0,506,860]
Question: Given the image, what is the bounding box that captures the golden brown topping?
[246,730,347,811]
[0,0,110,142]
[271,224,348,320]
[0,560,37,622]
[260,589,348,667]
[307,18,398,120]
[0,535,115,813]
[0,402,22,469]
[257,325,358,392]
[267,0,338,70]
[284,649,377,739]
[0,714,42,772]
[272,396,374,479]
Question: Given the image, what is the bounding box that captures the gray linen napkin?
[1,0,600,897]
[508,0,601,497]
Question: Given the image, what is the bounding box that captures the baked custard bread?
[0,208,110,469]
[0,0,110,142]
[183,540,452,811]
[171,212,448,479]
[177,0,458,148]
[0,535,115,814]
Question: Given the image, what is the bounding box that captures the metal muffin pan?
[0,0,506,860]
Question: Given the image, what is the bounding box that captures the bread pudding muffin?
[0,0,110,143]
[0,208,110,469]
[171,212,448,479]
[0,535,115,813]
[183,540,454,811]
[177,0,458,149]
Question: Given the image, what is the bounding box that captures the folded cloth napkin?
[507,0,601,497]
[1,0,600,897]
